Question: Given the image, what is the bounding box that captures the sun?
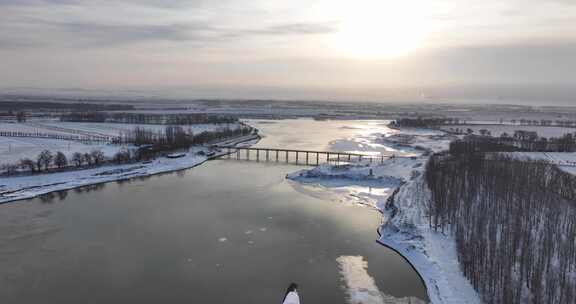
[330,1,429,59]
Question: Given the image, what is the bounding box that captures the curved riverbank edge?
[0,134,260,204]
[286,157,481,303]
[377,176,481,304]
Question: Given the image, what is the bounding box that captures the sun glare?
[330,1,430,59]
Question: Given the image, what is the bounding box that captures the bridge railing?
[212,145,415,166]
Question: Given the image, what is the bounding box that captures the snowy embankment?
[287,128,480,304]
[287,158,418,211]
[378,177,481,304]
[0,134,259,204]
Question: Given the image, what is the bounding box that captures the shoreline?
[285,127,480,304]
[0,134,260,205]
[377,176,481,304]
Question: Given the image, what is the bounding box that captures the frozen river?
[0,119,428,303]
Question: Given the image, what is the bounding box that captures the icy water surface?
[0,119,428,303]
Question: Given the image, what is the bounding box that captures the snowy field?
[497,152,576,175]
[0,136,122,166]
[40,121,242,137]
[0,121,244,165]
[0,121,243,138]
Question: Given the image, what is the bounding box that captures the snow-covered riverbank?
[378,177,481,304]
[0,135,259,204]
[287,127,481,304]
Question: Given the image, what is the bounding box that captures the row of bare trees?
[60,112,238,125]
[392,117,576,129]
[1,149,106,175]
[425,154,576,303]
[450,132,576,154]
[117,125,254,148]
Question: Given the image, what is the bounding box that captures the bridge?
[212,145,414,166]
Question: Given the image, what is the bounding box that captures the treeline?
[425,154,576,304]
[450,133,576,154]
[391,117,576,129]
[0,101,133,111]
[390,117,459,128]
[60,112,237,125]
[118,125,253,147]
[512,118,576,127]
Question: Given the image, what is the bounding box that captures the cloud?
[0,12,336,49]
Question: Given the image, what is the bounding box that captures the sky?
[1,0,575,103]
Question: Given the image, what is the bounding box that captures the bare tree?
[72,152,84,167]
[16,111,26,122]
[90,149,105,165]
[37,150,53,171]
[113,148,132,164]
[1,163,18,175]
[83,153,93,166]
[54,151,68,169]
[20,158,36,172]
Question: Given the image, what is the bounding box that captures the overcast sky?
[1,0,575,102]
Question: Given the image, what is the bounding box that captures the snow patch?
[337,256,385,304]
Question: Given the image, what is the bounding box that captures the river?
[0,119,428,303]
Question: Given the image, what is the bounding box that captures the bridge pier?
[296,151,299,164]
[316,153,319,165]
[285,150,289,163]
[276,150,279,162]
[256,149,260,162]
[266,149,269,161]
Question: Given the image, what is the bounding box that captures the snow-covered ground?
[495,152,576,175]
[0,121,245,166]
[378,177,481,304]
[0,150,206,204]
[287,126,481,304]
[0,135,259,204]
[40,121,242,137]
[376,129,456,155]
[0,136,123,165]
[287,158,421,211]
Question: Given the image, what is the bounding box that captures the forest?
[425,153,576,303]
